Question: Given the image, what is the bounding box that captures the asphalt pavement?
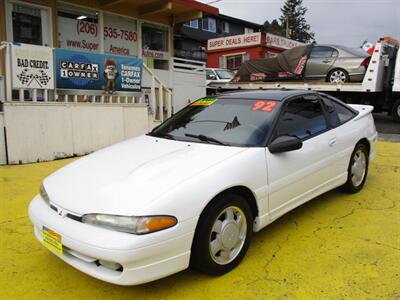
[373,113,400,142]
[0,141,399,299]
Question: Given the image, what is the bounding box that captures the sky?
[198,0,400,48]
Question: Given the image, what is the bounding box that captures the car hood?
[44,135,247,215]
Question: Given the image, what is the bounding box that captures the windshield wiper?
[148,132,176,140]
[185,133,229,146]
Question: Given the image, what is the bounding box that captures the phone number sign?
[58,14,139,56]
[104,14,138,57]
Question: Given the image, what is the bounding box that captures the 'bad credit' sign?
[55,49,143,92]
[11,43,54,89]
[207,32,262,51]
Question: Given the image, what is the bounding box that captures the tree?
[263,19,284,36]
[279,0,315,43]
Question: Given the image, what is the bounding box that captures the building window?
[184,19,199,29]
[226,54,243,70]
[104,13,138,57]
[223,22,229,33]
[58,7,99,52]
[7,2,52,46]
[11,4,42,45]
[244,27,254,34]
[202,17,216,33]
[142,23,169,70]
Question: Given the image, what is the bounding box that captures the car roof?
[217,90,316,101]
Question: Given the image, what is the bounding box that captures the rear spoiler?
[348,104,374,121]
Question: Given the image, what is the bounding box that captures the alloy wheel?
[330,70,347,83]
[351,149,367,187]
[209,206,247,265]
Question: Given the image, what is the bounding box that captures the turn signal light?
[146,217,177,232]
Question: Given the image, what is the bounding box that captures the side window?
[310,46,335,58]
[206,69,215,80]
[276,97,328,139]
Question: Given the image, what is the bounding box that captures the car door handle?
[329,138,337,146]
[322,59,332,63]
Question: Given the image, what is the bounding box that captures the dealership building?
[0,0,218,87]
[0,0,219,165]
[206,32,305,69]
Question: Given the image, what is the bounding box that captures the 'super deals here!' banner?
[54,49,142,92]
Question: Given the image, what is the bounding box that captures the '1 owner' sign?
[11,43,54,89]
[54,49,143,92]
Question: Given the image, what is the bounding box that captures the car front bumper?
[28,195,197,285]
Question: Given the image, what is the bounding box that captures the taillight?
[360,57,371,68]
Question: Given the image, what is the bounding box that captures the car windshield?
[150,97,280,147]
[215,70,235,79]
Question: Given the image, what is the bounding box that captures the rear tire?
[190,193,253,275]
[342,143,369,193]
[391,99,400,122]
[327,69,350,83]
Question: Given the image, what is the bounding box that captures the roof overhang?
[98,0,219,25]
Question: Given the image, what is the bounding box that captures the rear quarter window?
[322,96,356,126]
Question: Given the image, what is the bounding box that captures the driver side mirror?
[268,136,303,154]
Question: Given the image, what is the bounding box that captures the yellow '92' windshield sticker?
[191,98,218,106]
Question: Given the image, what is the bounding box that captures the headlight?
[40,183,50,205]
[82,214,177,234]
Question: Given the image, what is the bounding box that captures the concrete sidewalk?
[1,142,399,299]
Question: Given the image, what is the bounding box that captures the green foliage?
[262,19,285,36]
[279,0,315,43]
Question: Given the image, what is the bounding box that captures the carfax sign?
[11,43,54,89]
[54,49,143,92]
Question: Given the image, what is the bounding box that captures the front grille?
[50,203,82,222]
[50,204,58,212]
[66,213,82,222]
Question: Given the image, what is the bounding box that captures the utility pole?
[285,16,290,38]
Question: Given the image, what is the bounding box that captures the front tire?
[327,69,350,83]
[342,143,369,193]
[190,193,253,275]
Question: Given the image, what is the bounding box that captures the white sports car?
[29,90,377,285]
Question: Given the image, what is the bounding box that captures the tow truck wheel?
[392,99,400,122]
[327,69,350,83]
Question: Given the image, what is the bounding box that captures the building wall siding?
[3,102,149,164]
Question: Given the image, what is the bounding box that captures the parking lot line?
[1,141,399,299]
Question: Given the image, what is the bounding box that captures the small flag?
[361,40,375,55]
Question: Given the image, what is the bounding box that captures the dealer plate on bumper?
[42,226,63,255]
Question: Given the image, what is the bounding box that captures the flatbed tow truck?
[208,38,400,122]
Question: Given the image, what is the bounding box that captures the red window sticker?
[251,100,276,112]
